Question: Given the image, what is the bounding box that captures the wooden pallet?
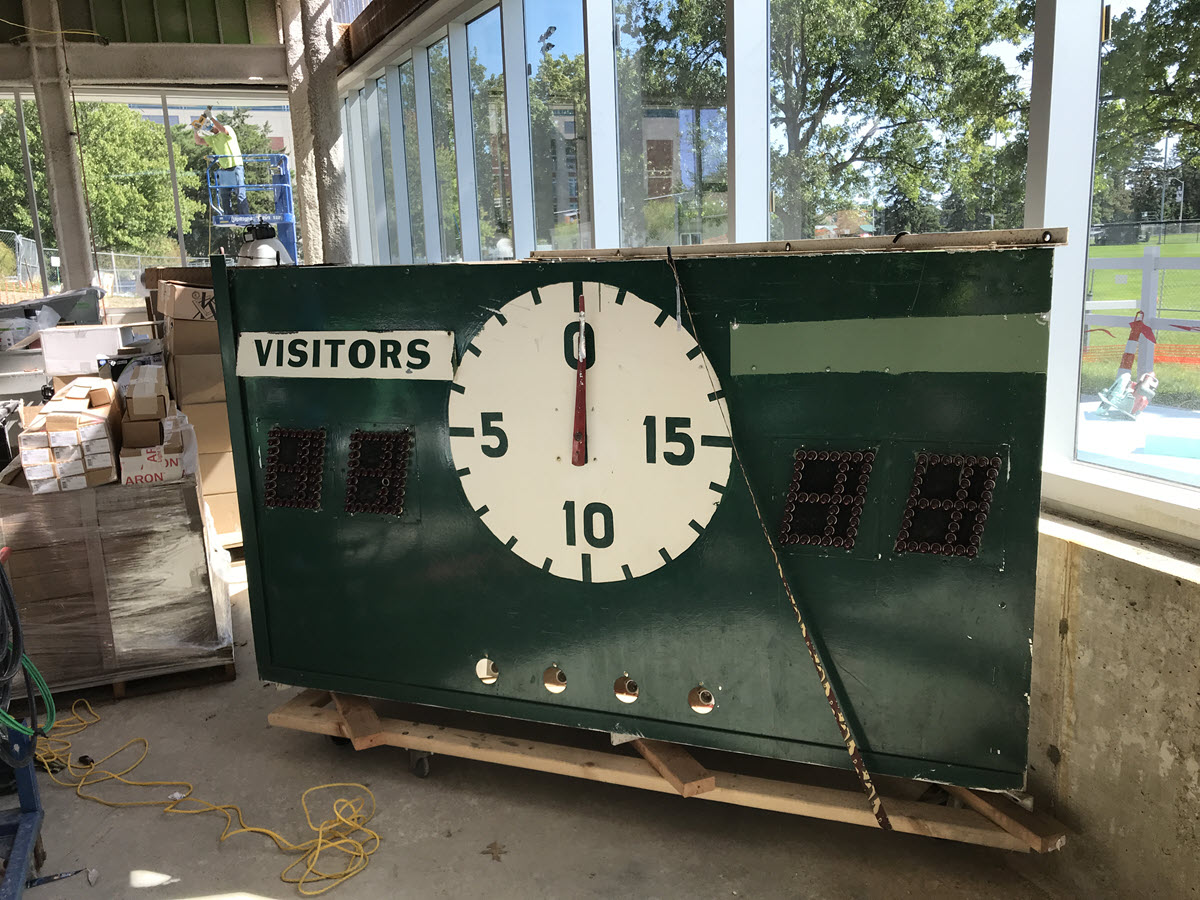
[15,656,235,706]
[269,690,1067,854]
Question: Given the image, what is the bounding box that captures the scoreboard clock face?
[448,281,733,582]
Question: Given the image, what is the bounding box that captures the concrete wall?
[1019,522,1200,898]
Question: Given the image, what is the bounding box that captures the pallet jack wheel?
[409,749,432,779]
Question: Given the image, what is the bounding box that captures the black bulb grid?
[778,449,874,550]
[345,429,412,516]
[894,452,1002,557]
[264,427,326,510]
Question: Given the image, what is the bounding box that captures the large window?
[525,0,591,250]
[0,96,60,299]
[467,8,514,259]
[614,0,728,247]
[398,61,427,263]
[428,38,463,262]
[768,0,1031,241]
[1076,0,1200,488]
[375,76,402,262]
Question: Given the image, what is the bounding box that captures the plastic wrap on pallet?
[0,463,233,693]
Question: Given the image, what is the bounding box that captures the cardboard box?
[198,451,236,496]
[52,445,81,463]
[40,323,157,376]
[165,317,219,355]
[20,377,121,493]
[19,448,50,466]
[85,452,114,470]
[170,355,225,404]
[182,403,230,454]
[121,413,163,450]
[125,365,169,421]
[120,434,185,486]
[159,282,216,321]
[17,431,48,449]
[28,478,58,495]
[204,492,241,538]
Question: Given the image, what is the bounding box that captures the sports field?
[1081,237,1200,410]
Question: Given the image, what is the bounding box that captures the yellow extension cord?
[33,700,381,896]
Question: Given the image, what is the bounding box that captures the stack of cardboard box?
[159,280,240,545]
[17,378,120,493]
[118,364,189,485]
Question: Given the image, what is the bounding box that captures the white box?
[53,445,82,463]
[17,431,49,449]
[78,422,108,442]
[28,478,59,494]
[83,438,112,455]
[55,458,85,477]
[23,463,54,480]
[19,448,51,465]
[40,323,157,376]
[49,431,79,447]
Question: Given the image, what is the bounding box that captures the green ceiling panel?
[0,1,278,45]
[122,0,160,42]
[215,0,252,44]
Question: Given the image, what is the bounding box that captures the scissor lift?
[205,153,299,263]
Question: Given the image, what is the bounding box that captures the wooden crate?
[0,471,233,694]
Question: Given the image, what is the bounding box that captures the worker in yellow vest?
[193,111,250,216]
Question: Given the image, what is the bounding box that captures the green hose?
[0,651,55,737]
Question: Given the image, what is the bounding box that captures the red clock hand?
[571,295,587,466]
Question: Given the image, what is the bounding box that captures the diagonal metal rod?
[665,246,892,830]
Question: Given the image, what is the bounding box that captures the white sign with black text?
[236,331,455,380]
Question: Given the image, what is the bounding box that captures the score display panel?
[214,241,1054,790]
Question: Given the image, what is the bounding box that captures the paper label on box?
[23,463,54,480]
[84,438,112,454]
[17,431,49,449]
[58,474,87,491]
[28,478,60,494]
[55,458,85,477]
[236,331,454,380]
[20,448,51,465]
[78,423,108,441]
[86,452,113,469]
[48,431,79,447]
[53,445,82,462]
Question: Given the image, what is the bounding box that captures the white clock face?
[448,281,733,583]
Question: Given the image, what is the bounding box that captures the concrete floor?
[36,569,1066,900]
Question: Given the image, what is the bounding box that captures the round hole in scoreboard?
[475,658,499,685]
[688,686,715,714]
[543,666,567,694]
[614,675,639,704]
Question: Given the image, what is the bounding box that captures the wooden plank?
[332,692,385,750]
[528,227,1069,261]
[632,738,716,797]
[268,693,1029,852]
[945,785,1068,852]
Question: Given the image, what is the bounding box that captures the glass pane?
[614,1,728,247]
[467,8,513,260]
[166,97,298,262]
[1076,3,1200,487]
[525,0,591,250]
[377,76,401,262]
[399,61,427,263]
[428,38,463,261]
[768,0,1031,240]
[0,97,61,298]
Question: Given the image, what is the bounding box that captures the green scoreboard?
[214,231,1059,790]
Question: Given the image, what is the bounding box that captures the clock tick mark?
[654,308,670,328]
[689,519,704,534]
[494,312,507,326]
[700,434,733,447]
[530,287,542,305]
[475,505,489,516]
[449,426,475,437]
[542,557,553,572]
[686,345,702,360]
[706,389,726,402]
[615,288,627,305]
[456,467,471,476]
[581,553,592,583]
[658,547,672,563]
[573,281,584,311]
[621,564,633,580]
[449,382,466,394]
[505,536,517,549]
[709,481,726,494]
[466,343,482,357]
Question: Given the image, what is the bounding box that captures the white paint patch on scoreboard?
[236,331,455,380]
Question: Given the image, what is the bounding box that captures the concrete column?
[297,0,351,264]
[23,0,96,289]
[280,0,321,264]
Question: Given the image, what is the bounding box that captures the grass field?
[1081,239,1200,410]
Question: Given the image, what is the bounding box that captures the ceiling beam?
[0,42,287,86]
